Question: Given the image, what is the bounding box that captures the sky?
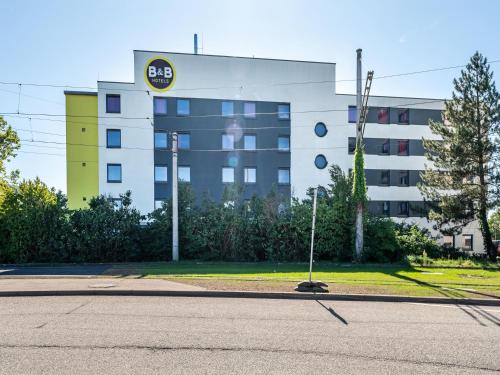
[1,0,499,192]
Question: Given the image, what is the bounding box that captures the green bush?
[395,223,442,258]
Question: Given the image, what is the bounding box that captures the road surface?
[0,296,498,374]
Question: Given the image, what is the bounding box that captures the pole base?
[295,281,329,293]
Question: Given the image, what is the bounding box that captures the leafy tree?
[420,52,500,261]
[0,178,69,263]
[0,116,20,204]
[489,208,500,240]
[352,141,367,259]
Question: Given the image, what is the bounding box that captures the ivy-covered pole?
[352,139,367,259]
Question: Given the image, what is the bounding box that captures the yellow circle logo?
[144,57,176,92]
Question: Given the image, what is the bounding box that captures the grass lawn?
[106,261,500,299]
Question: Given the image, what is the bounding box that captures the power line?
[0,59,498,93]
[0,98,444,123]
[19,138,349,153]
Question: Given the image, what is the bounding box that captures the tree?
[0,178,69,263]
[489,208,500,240]
[352,140,367,259]
[0,116,20,203]
[420,52,500,261]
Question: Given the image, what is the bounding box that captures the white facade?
[94,50,484,253]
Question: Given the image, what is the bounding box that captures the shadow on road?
[0,264,112,277]
[393,273,499,327]
[315,300,348,325]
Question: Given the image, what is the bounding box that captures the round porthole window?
[314,122,327,137]
[314,154,328,169]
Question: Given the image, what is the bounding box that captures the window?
[154,131,168,149]
[378,108,389,124]
[178,166,190,182]
[154,165,168,183]
[106,94,120,113]
[106,129,121,148]
[399,170,410,186]
[154,200,165,210]
[222,134,235,150]
[398,109,409,124]
[243,102,256,118]
[278,168,290,185]
[222,167,234,183]
[381,139,390,155]
[154,97,168,115]
[278,136,290,151]
[108,197,123,209]
[221,101,234,117]
[244,135,256,151]
[398,201,409,216]
[177,99,190,116]
[383,201,391,216]
[314,154,328,169]
[380,170,390,186]
[348,138,356,154]
[107,164,122,183]
[398,140,409,156]
[277,104,290,119]
[244,167,256,183]
[178,133,190,149]
[314,122,327,137]
[462,235,473,251]
[348,106,357,123]
[443,235,454,248]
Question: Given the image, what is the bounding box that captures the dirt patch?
[162,278,405,295]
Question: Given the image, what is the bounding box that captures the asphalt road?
[0,296,498,374]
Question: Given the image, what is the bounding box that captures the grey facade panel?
[364,169,422,187]
[365,107,442,125]
[348,137,425,156]
[368,200,430,218]
[154,97,291,203]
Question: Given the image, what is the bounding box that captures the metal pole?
[355,48,364,260]
[309,188,318,283]
[172,132,179,262]
[194,34,198,55]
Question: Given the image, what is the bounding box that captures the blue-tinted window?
[154,97,168,115]
[221,101,234,117]
[398,201,409,216]
[243,102,256,118]
[222,134,234,150]
[278,136,290,151]
[314,122,327,137]
[348,106,357,123]
[222,167,235,183]
[154,131,168,149]
[314,154,328,169]
[381,139,390,155]
[106,129,121,148]
[107,164,122,183]
[154,165,168,182]
[177,99,190,116]
[244,135,256,150]
[178,133,190,149]
[178,166,191,182]
[106,95,120,113]
[278,168,290,184]
[278,104,290,119]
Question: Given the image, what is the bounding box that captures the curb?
[0,289,499,306]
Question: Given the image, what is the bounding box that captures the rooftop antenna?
[194,33,198,54]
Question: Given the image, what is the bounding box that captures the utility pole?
[172,132,179,262]
[355,48,363,260]
[354,49,374,260]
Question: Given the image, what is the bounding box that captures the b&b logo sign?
[144,57,176,92]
